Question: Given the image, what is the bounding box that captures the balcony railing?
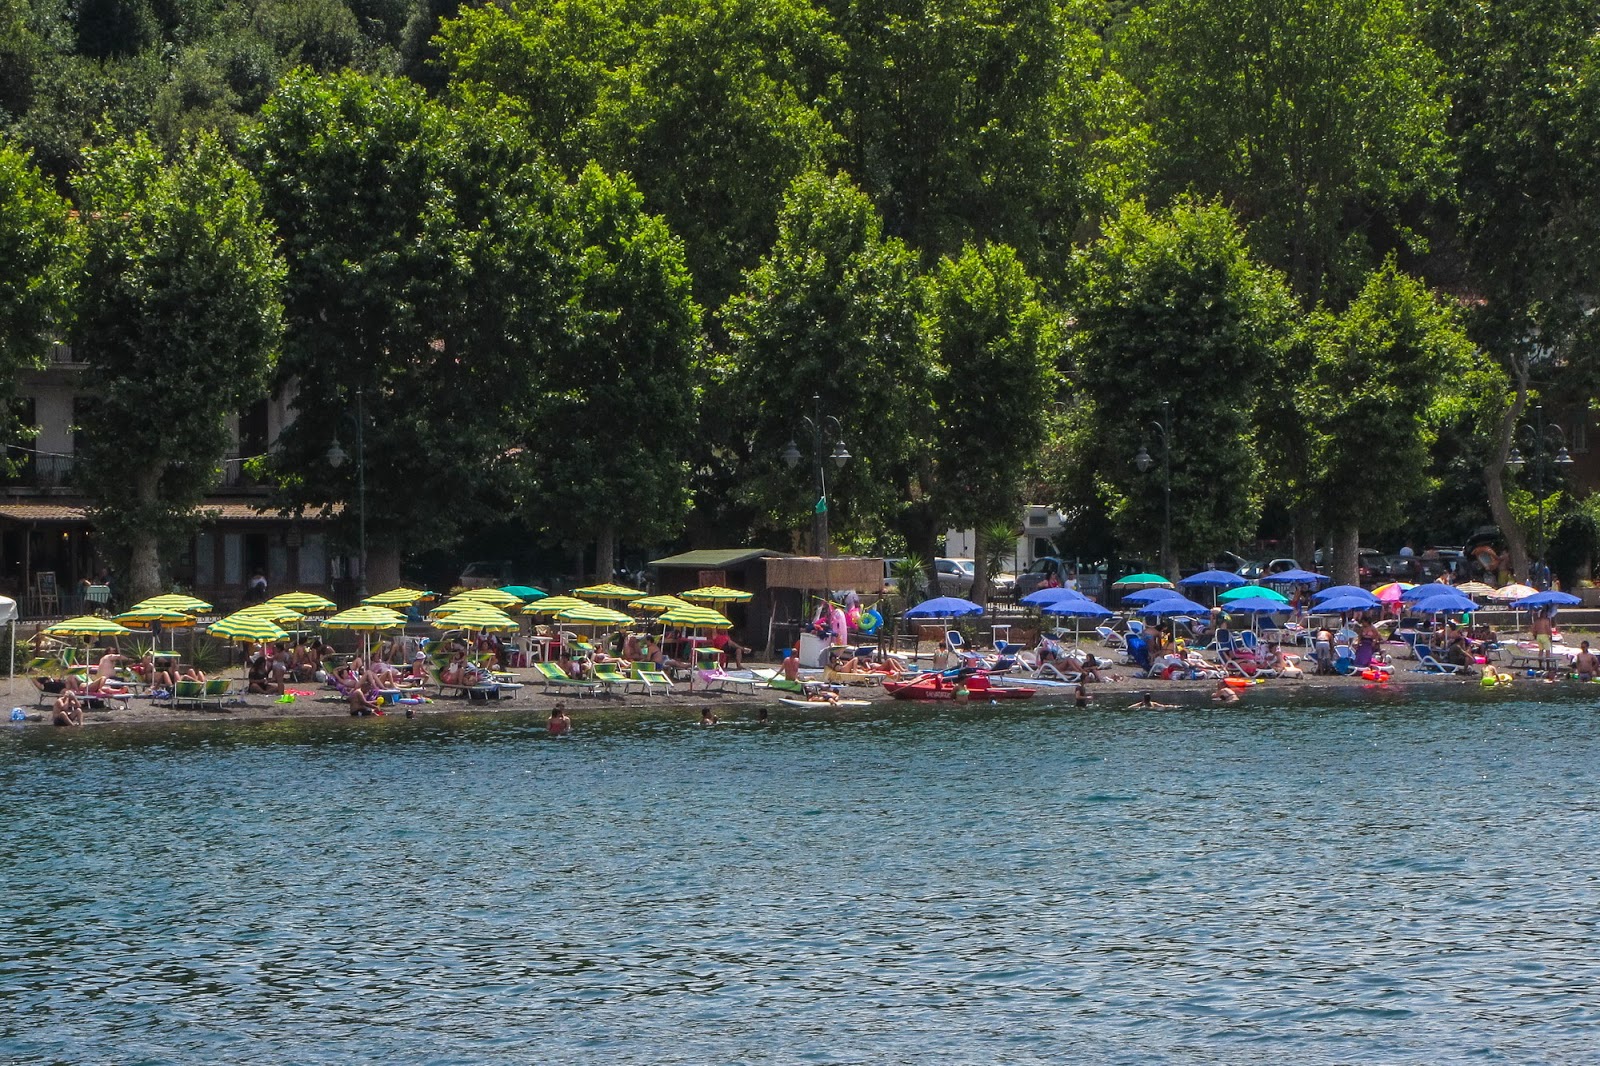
[1,453,74,488]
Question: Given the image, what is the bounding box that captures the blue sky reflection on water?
[3,691,1599,1064]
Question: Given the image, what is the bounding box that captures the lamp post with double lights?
[781,394,851,557]
[1134,400,1173,580]
[1505,403,1574,584]
[326,389,368,599]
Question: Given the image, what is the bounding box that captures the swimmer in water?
[1127,691,1176,710]
[1211,680,1240,703]
[549,703,572,736]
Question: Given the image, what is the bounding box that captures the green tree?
[719,170,930,552]
[247,70,563,585]
[513,164,702,581]
[71,132,285,600]
[922,241,1054,600]
[1121,0,1450,303]
[590,0,841,309]
[0,136,79,469]
[1424,0,1600,580]
[1068,197,1297,576]
[1301,259,1476,583]
[826,0,1129,276]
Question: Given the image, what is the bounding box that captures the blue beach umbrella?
[1314,593,1386,613]
[904,596,985,618]
[1041,599,1113,618]
[1179,569,1248,589]
[1400,583,1464,604]
[1019,587,1087,607]
[1040,597,1113,645]
[1136,596,1209,616]
[1313,584,1373,602]
[1267,568,1327,585]
[1512,590,1581,609]
[1123,587,1185,605]
[1410,589,1481,613]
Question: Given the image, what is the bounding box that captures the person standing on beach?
[1531,608,1555,670]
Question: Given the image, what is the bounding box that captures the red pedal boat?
[884,671,1037,701]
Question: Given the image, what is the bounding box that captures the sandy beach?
[7,659,1542,729]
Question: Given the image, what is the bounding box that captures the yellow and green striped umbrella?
[232,603,304,624]
[521,595,590,616]
[208,613,289,643]
[130,593,213,613]
[680,585,752,603]
[429,597,492,617]
[113,607,197,628]
[455,587,522,607]
[659,605,734,629]
[431,605,520,632]
[575,582,646,601]
[44,615,134,638]
[629,594,692,613]
[321,605,406,631]
[267,591,337,613]
[363,586,430,607]
[557,603,634,626]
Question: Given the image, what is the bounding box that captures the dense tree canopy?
[8,0,1600,588]
[71,132,284,600]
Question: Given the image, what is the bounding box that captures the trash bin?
[798,631,830,668]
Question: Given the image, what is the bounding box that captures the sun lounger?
[1413,648,1463,675]
[592,662,648,693]
[700,668,763,694]
[628,663,674,694]
[534,662,601,696]
[1030,662,1081,683]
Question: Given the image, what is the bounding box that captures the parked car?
[1263,558,1301,576]
[1211,551,1264,579]
[458,559,513,589]
[934,557,974,597]
[1015,556,1075,598]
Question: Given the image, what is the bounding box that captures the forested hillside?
[3,0,1600,592]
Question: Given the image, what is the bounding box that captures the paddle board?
[777,697,874,708]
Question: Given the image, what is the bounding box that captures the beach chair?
[1095,626,1126,651]
[534,661,601,696]
[945,629,967,652]
[1125,619,1146,637]
[201,677,233,709]
[629,663,674,694]
[592,662,648,694]
[700,668,763,694]
[1238,631,1260,653]
[171,680,206,710]
[1333,645,1358,675]
[1413,647,1463,675]
[1031,661,1081,683]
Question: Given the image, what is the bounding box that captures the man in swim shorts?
[1532,609,1555,670]
[1573,641,1598,682]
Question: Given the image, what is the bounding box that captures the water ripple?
[3,693,1599,1062]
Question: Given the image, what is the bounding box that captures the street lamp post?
[1134,400,1173,580]
[327,389,368,599]
[782,394,851,556]
[1505,403,1574,585]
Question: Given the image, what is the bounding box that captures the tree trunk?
[595,522,616,585]
[367,545,402,594]
[127,468,162,602]
[1485,359,1529,581]
[970,527,989,607]
[1333,523,1360,587]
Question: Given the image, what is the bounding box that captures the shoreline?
[9,662,1568,730]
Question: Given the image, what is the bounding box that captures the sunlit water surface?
[4,691,1599,1063]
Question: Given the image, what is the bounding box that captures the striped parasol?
[113,607,198,628]
[455,587,522,608]
[521,595,590,616]
[629,594,692,613]
[557,604,634,626]
[659,604,734,629]
[267,591,337,613]
[321,606,406,631]
[130,593,213,613]
[44,615,133,638]
[430,605,520,632]
[363,586,431,607]
[679,585,752,603]
[575,582,646,602]
[232,603,305,624]
[208,612,289,643]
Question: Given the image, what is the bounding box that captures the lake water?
[4,690,1599,1063]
